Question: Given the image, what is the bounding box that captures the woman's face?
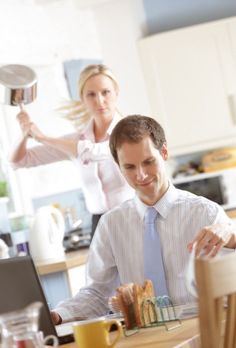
[81,74,118,122]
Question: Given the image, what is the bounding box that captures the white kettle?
[29,206,65,262]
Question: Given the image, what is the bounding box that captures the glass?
[0,302,58,347]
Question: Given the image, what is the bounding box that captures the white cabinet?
[138,17,236,156]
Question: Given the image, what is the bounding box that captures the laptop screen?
[0,256,73,344]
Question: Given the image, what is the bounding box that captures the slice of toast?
[133,280,155,327]
[116,283,136,329]
[116,280,155,329]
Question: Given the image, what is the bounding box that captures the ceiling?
[35,0,112,7]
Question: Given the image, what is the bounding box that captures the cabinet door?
[138,18,236,155]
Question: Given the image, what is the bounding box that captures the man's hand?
[187,223,236,257]
[51,311,62,325]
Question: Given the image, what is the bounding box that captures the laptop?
[0,256,74,345]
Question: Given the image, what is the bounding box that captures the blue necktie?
[143,207,168,297]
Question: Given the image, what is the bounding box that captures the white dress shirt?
[55,184,234,322]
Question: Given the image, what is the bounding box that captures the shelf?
[172,167,236,185]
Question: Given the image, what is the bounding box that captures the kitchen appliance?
[29,206,65,262]
[173,167,236,210]
[202,147,236,172]
[0,238,9,259]
[63,227,91,252]
[0,64,37,110]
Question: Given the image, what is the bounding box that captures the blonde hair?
[58,64,121,131]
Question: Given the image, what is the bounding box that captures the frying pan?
[0,64,37,111]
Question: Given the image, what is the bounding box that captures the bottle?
[64,207,73,233]
[0,238,9,258]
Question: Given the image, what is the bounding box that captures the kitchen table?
[59,317,200,348]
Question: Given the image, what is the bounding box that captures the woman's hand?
[16,111,45,142]
[16,110,78,157]
[28,122,46,142]
[16,111,32,138]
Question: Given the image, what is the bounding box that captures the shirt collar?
[80,112,122,140]
[107,113,122,135]
[80,118,94,140]
[135,183,179,220]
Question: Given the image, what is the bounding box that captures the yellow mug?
[73,317,123,348]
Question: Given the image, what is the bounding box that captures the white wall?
[0,0,150,214]
[0,0,102,64]
[0,0,102,214]
[92,0,151,116]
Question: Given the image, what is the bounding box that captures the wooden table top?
[60,317,200,348]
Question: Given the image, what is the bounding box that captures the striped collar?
[135,183,179,221]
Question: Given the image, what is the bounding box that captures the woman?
[10,64,134,237]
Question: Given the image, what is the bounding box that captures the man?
[52,115,236,324]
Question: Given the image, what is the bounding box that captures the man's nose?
[136,166,148,181]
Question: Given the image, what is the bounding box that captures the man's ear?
[161,143,168,161]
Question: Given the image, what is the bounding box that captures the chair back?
[195,252,236,348]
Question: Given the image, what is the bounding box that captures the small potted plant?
[0,180,8,198]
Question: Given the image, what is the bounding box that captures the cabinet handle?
[228,94,236,125]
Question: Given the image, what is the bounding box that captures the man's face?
[117,136,169,205]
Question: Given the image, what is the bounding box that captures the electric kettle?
[28,206,65,262]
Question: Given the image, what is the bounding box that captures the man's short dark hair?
[109,115,166,164]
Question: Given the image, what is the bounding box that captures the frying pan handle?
[17,103,33,138]
[19,103,25,112]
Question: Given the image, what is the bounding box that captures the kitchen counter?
[35,248,89,276]
[225,208,236,219]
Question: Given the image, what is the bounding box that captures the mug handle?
[104,319,123,347]
[43,334,59,347]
